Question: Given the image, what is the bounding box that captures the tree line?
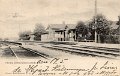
[76,14,120,43]
[19,23,46,41]
[19,14,120,43]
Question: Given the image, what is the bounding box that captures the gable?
[110,21,119,29]
[46,24,77,31]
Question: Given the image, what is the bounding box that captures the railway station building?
[41,22,77,41]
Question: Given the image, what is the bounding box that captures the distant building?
[110,21,120,35]
[102,16,120,44]
[41,22,77,41]
[30,33,35,41]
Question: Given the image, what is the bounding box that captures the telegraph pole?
[95,0,97,43]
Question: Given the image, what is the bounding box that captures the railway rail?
[42,44,120,59]
[72,45,120,53]
[3,45,49,59]
[19,46,49,59]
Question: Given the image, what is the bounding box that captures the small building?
[110,21,120,35]
[30,33,35,41]
[102,17,120,44]
[41,22,77,41]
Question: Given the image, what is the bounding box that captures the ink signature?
[6,59,119,76]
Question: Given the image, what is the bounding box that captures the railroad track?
[42,44,120,59]
[7,46,49,59]
[19,46,49,59]
[8,47,19,59]
[72,45,120,53]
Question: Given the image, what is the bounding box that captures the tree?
[116,16,120,35]
[91,14,110,35]
[76,21,88,41]
[33,23,46,41]
[89,14,110,43]
[19,31,31,40]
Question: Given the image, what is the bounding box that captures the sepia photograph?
[0,0,120,76]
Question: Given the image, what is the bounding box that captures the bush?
[104,35,120,44]
[19,31,31,40]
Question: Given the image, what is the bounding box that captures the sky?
[0,0,120,39]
